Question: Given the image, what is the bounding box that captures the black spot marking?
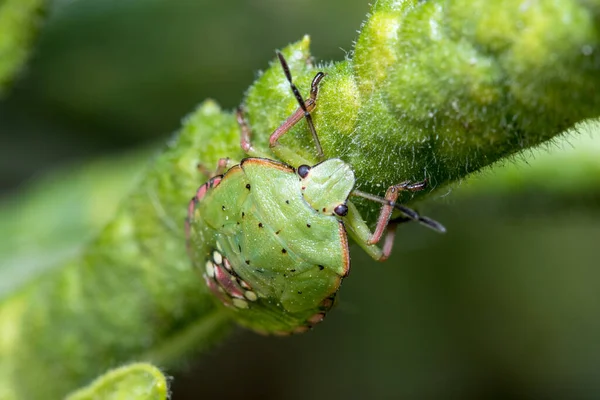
[221,224,225,228]
[258,222,263,228]
[242,212,245,218]
[237,222,240,225]
[285,200,290,204]
[238,244,242,251]
[318,265,324,270]
[283,273,287,277]
[306,223,311,228]
[245,260,250,265]
[322,207,327,212]
[246,183,251,190]
[281,249,287,254]
[290,269,296,272]
[275,230,281,235]
[298,291,303,295]
[222,205,226,211]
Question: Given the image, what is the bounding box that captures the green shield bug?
[186,51,445,335]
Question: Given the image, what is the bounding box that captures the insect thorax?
[300,158,355,216]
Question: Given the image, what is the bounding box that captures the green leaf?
[0,0,47,97]
[65,363,168,400]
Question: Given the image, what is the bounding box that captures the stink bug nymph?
[186,51,445,335]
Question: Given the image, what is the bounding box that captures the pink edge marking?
[210,176,222,188]
[214,264,246,299]
[204,275,233,306]
[187,197,197,222]
[308,313,325,325]
[320,297,334,310]
[185,197,199,259]
[223,257,233,271]
[195,182,209,201]
[241,158,295,173]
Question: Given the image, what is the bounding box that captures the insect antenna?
[276,51,325,159]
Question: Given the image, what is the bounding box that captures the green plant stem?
[244,0,600,218]
[0,101,239,399]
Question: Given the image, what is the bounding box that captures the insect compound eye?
[298,165,311,178]
[334,204,348,216]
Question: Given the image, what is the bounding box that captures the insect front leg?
[357,181,427,246]
[342,201,386,261]
[237,52,326,166]
[345,181,443,261]
[269,52,326,158]
[266,52,326,165]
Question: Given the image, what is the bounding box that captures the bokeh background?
[1,1,600,399]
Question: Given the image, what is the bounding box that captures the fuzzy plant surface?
[0,0,46,97]
[1,0,599,398]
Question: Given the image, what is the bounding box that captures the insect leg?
[342,201,385,261]
[345,181,445,261]
[354,181,428,246]
[197,158,235,178]
[214,158,233,175]
[270,51,326,160]
[236,107,275,159]
[352,181,445,235]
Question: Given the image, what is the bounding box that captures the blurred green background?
[1,0,600,399]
